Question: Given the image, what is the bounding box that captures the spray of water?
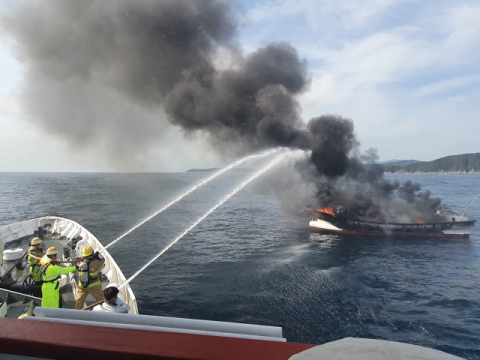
[119,149,298,289]
[104,148,280,250]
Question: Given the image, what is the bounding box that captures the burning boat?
[306,206,476,239]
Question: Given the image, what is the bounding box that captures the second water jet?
[120,149,302,288]
[105,148,280,250]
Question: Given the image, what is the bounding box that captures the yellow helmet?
[31,237,42,246]
[46,247,58,256]
[82,246,94,257]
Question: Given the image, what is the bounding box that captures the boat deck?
[1,232,107,317]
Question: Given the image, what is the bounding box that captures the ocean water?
[1,171,479,359]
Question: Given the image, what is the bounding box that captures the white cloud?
[247,0,312,22]
[414,75,480,97]
[247,0,408,29]
[318,28,434,86]
[250,0,480,160]
[0,112,38,140]
[440,5,480,65]
[0,46,40,141]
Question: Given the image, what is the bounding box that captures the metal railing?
[0,219,38,240]
[0,287,42,305]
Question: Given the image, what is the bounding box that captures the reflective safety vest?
[28,247,44,282]
[28,246,43,266]
[78,258,105,288]
[39,255,76,308]
[40,255,75,283]
[41,263,63,283]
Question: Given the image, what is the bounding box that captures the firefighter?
[27,237,44,284]
[74,245,105,309]
[40,247,78,308]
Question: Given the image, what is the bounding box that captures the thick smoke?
[164,42,311,153]
[1,0,440,220]
[1,0,242,169]
[1,0,310,164]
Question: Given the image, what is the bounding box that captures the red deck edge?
[0,317,315,360]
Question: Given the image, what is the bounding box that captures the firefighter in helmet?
[27,237,44,284]
[74,245,105,309]
[40,247,78,308]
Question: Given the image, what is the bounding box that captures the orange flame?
[317,208,336,216]
[417,220,425,224]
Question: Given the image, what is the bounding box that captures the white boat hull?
[309,219,344,233]
[309,218,472,238]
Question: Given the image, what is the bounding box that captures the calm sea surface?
[1,171,479,358]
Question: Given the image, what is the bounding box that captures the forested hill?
[383,153,480,173]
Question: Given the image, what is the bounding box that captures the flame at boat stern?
[306,206,346,220]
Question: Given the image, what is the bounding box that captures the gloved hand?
[75,265,79,271]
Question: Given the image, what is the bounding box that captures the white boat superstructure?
[0,216,137,315]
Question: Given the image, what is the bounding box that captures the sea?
[1,170,479,359]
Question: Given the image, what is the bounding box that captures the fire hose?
[27,252,82,264]
[81,299,104,311]
[27,252,106,311]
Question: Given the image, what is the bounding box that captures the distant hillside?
[188,154,480,174]
[186,167,220,172]
[381,160,420,172]
[186,167,251,173]
[380,160,420,166]
[384,153,480,173]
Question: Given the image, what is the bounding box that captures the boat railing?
[0,287,42,306]
[50,217,138,314]
[0,219,38,242]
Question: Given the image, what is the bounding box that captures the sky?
[1,0,479,172]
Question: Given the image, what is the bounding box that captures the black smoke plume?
[1,0,440,220]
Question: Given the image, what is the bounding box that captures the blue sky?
[1,0,479,171]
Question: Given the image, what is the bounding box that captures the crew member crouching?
[40,247,78,308]
[28,237,44,284]
[74,245,105,309]
[92,284,130,313]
